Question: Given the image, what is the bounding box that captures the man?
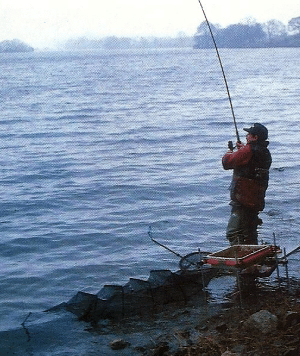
[222,123,272,245]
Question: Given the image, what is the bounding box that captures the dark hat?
[243,123,268,141]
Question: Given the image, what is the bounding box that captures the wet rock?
[283,347,300,356]
[284,311,300,329]
[109,339,130,350]
[195,324,208,332]
[231,344,246,354]
[135,346,147,353]
[176,329,190,339]
[215,322,227,333]
[174,337,221,356]
[152,342,169,356]
[244,310,278,334]
[286,337,300,347]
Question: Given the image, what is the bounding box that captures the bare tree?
[194,21,220,48]
[240,17,258,26]
[264,20,287,43]
[288,17,300,34]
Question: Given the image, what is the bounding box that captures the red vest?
[222,142,271,211]
[231,175,266,211]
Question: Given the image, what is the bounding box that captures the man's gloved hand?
[236,141,245,149]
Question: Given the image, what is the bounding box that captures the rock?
[109,339,130,350]
[283,347,300,356]
[216,322,227,333]
[244,310,278,334]
[177,329,190,339]
[221,352,238,356]
[196,324,208,332]
[231,344,246,354]
[177,337,221,356]
[152,342,169,356]
[284,311,300,329]
[286,337,300,347]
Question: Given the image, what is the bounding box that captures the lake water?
[0,47,300,336]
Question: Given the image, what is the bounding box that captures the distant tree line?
[0,39,34,53]
[62,16,300,51]
[194,16,300,48]
[64,34,193,51]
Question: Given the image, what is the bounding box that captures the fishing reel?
[228,140,234,151]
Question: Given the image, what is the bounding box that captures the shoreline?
[1,277,300,355]
[89,277,300,356]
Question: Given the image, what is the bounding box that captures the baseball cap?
[243,123,268,141]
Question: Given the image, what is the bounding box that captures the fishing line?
[196,0,240,142]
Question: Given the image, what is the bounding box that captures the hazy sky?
[0,0,299,48]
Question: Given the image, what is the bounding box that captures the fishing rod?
[196,0,240,142]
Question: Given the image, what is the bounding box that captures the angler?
[222,123,272,245]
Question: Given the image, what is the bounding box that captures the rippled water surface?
[0,48,300,332]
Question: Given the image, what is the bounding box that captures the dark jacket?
[222,141,272,211]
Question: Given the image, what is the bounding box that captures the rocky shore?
[90,278,300,356]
